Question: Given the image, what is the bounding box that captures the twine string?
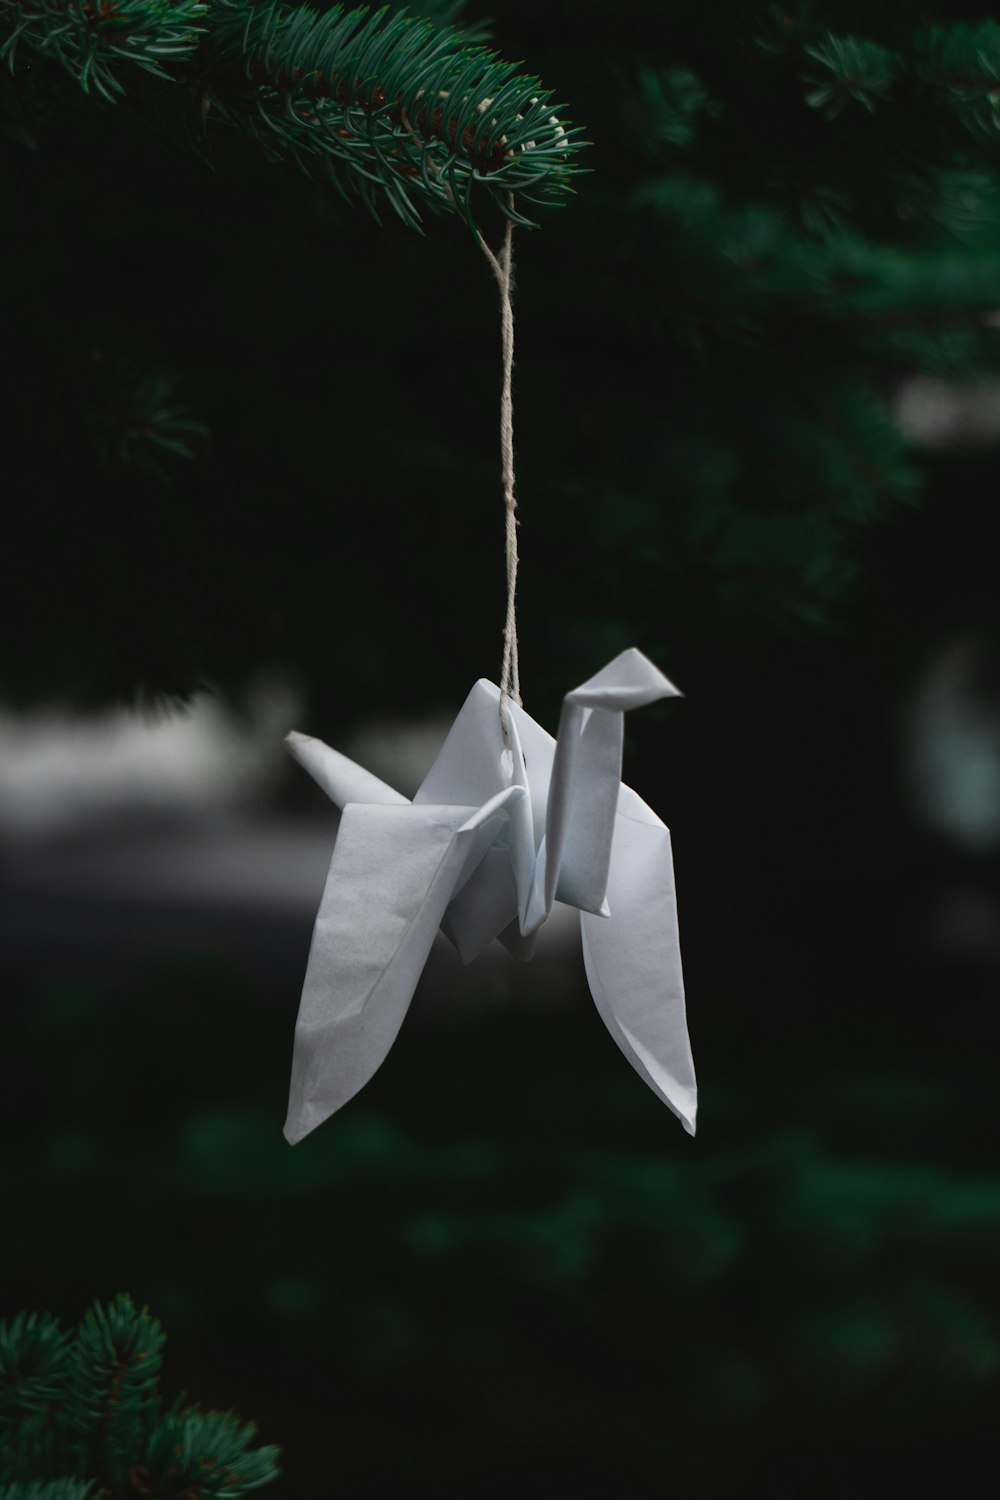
[478,207,520,745]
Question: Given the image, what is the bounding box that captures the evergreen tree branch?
[0,1298,279,1499]
[143,1408,281,1498]
[0,1313,68,1420]
[0,1314,74,1485]
[63,1297,164,1491]
[0,0,206,102]
[0,0,587,230]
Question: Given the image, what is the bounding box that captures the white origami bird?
[284,648,696,1143]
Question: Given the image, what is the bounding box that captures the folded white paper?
[284,648,696,1142]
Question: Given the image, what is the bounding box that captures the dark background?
[3,3,1000,1495]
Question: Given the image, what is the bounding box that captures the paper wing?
[286,730,408,808]
[580,785,697,1136]
[284,788,524,1143]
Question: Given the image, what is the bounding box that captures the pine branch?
[143,1408,281,1499]
[0,1314,75,1485]
[201,0,584,231]
[0,1298,280,1499]
[63,1297,164,1490]
[0,0,587,230]
[0,1313,68,1420]
[0,0,206,102]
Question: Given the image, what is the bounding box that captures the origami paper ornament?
[284,647,696,1143]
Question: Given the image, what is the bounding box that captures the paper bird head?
[284,648,696,1143]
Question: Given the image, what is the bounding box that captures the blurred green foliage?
[2,957,997,1495]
